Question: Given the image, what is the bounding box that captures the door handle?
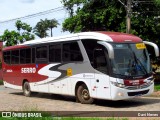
[96,79,99,82]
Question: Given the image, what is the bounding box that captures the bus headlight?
[147,77,154,85]
[149,79,154,85]
[111,81,125,88]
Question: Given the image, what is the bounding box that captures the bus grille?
[128,90,149,96]
[125,83,151,90]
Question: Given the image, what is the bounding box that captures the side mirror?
[97,41,114,59]
[143,41,159,57]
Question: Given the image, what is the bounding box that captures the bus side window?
[3,51,11,64]
[82,40,109,74]
[93,47,108,74]
[32,48,35,63]
[20,49,31,64]
[11,50,19,64]
[49,44,61,62]
[36,46,47,59]
[62,42,83,62]
[82,40,98,66]
[20,49,26,64]
[26,49,31,63]
[36,46,48,63]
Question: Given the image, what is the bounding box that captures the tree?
[0,30,20,46]
[15,20,22,32]
[46,19,59,37]
[33,19,49,38]
[0,20,35,46]
[15,20,34,43]
[155,0,160,5]
[62,0,126,33]
[15,20,32,33]
[130,0,160,44]
[62,0,160,45]
[34,18,59,38]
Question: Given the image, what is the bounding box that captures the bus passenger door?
[36,64,49,93]
[93,47,111,99]
[47,64,62,94]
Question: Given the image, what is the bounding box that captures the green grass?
[0,117,53,120]
[154,84,160,91]
[0,105,129,120]
[58,118,128,120]
[0,117,129,120]
[0,80,3,85]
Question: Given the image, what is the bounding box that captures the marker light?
[118,92,124,96]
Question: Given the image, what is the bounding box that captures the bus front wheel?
[23,81,31,97]
[77,84,94,104]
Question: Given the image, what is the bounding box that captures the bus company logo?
[21,67,36,73]
[2,112,12,117]
[6,69,13,73]
[129,80,140,85]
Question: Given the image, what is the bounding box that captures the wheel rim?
[81,89,90,100]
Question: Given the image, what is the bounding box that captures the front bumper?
[110,82,154,100]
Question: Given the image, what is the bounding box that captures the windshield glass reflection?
[110,43,151,77]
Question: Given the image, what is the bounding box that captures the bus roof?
[3,31,142,51]
[23,31,142,45]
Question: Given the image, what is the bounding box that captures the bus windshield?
[110,43,151,78]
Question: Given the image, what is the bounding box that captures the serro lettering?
[21,67,36,73]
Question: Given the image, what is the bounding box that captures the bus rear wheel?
[23,81,31,97]
[77,84,94,104]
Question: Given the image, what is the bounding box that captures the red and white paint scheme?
[2,32,159,104]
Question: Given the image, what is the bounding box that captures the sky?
[0,0,70,38]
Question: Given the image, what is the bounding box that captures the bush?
[0,80,3,85]
[155,84,160,91]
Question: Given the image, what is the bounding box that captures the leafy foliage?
[130,0,160,44]
[33,19,49,38]
[46,19,59,37]
[62,0,126,33]
[155,0,160,5]
[0,80,3,85]
[34,18,59,38]
[62,0,160,45]
[0,30,20,46]
[0,20,35,46]
[16,20,32,32]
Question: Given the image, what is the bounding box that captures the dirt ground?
[150,91,160,97]
[0,85,160,120]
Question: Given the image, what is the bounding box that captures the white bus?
[2,31,159,104]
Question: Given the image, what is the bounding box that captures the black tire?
[77,84,94,104]
[23,81,31,97]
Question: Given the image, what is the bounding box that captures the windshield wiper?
[132,52,148,75]
[128,45,148,75]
